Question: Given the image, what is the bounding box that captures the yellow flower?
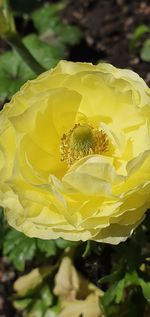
[53,256,104,317]
[0,61,150,244]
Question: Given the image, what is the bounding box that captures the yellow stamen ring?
[60,123,109,166]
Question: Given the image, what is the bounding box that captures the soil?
[62,0,150,85]
[0,256,21,317]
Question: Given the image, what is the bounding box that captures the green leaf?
[0,32,64,102]
[55,24,83,46]
[13,298,32,310]
[123,272,150,303]
[31,3,82,46]
[0,50,33,101]
[55,238,79,250]
[23,34,64,70]
[115,271,150,304]
[82,241,91,258]
[140,39,150,62]
[139,280,150,302]
[37,239,57,257]
[28,299,46,317]
[41,285,53,307]
[3,229,36,271]
[44,306,59,317]
[130,24,150,50]
[101,282,118,308]
[31,3,63,34]
[98,261,125,285]
[115,279,125,304]
[101,270,150,316]
[113,271,139,304]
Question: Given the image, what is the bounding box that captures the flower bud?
[0,0,15,37]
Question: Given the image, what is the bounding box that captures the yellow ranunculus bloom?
[0,61,150,244]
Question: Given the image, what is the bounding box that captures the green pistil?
[70,125,94,153]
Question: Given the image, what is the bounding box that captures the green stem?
[1,0,45,75]
[5,32,45,75]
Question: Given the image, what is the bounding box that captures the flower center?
[60,123,109,166]
[70,125,94,153]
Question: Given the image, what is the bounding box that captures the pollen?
[60,123,109,166]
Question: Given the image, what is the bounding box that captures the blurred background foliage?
[0,0,82,103]
[0,1,150,317]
